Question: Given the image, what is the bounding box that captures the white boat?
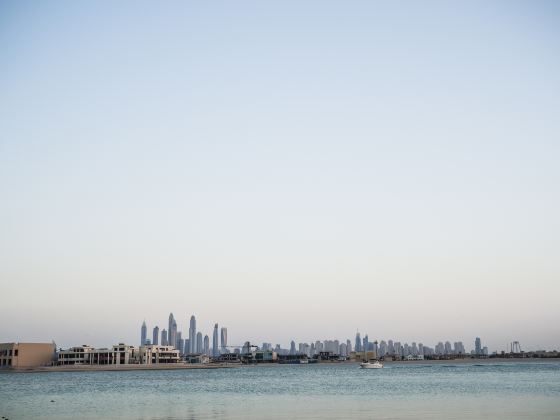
[360,360,383,369]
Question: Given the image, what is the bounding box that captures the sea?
[1,361,559,419]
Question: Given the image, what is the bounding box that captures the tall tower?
[196,332,203,353]
[168,313,176,348]
[141,321,147,346]
[212,323,219,357]
[220,327,228,353]
[475,337,482,355]
[161,329,168,346]
[189,315,197,354]
[169,319,177,349]
[152,326,159,345]
[176,332,183,354]
[204,335,210,355]
[290,340,296,355]
[355,332,362,352]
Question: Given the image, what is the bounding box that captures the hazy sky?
[1,1,559,352]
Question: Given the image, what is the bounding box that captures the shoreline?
[376,357,560,365]
[1,363,240,374]
[252,358,560,368]
[2,357,558,373]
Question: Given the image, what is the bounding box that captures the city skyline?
[135,313,551,356]
[1,1,559,352]
[2,307,556,352]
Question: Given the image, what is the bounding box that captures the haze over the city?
[1,1,559,352]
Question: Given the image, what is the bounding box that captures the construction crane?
[224,343,259,352]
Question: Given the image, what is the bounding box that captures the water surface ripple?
[1,361,559,419]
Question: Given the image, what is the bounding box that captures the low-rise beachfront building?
[405,354,425,361]
[58,344,134,366]
[57,345,95,365]
[216,353,241,363]
[138,345,181,364]
[350,351,378,361]
[254,350,277,363]
[57,344,180,366]
[0,342,56,369]
[185,353,210,364]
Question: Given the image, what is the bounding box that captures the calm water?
[1,361,559,419]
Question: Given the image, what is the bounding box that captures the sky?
[0,1,559,352]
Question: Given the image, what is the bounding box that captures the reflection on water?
[1,362,559,419]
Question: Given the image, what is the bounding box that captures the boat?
[360,360,383,369]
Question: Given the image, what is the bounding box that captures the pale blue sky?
[1,1,559,351]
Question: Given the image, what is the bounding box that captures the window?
[14,350,18,357]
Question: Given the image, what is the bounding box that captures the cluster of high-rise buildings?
[262,334,489,359]
[141,313,227,358]
[141,316,491,361]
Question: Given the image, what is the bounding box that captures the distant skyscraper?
[220,327,228,353]
[403,343,410,357]
[203,335,210,355]
[168,313,173,346]
[171,320,177,348]
[346,339,352,354]
[212,323,219,357]
[475,337,482,355]
[290,340,296,355]
[388,340,394,355]
[140,321,147,346]
[379,340,387,357]
[355,332,362,352]
[189,315,197,354]
[168,313,177,348]
[176,332,183,354]
[196,332,203,353]
[363,335,369,352]
[152,326,159,345]
[161,329,168,346]
[394,341,402,357]
[315,340,322,354]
